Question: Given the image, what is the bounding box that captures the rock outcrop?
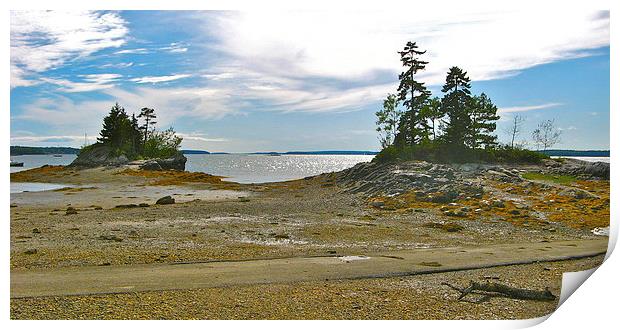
[69,145,129,168]
[336,160,485,201]
[70,144,187,171]
[547,158,610,179]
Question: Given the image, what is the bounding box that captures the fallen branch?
[442,281,556,302]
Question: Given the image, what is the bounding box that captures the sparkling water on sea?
[9,153,375,186]
[185,154,375,183]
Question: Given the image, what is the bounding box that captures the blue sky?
[10,10,609,152]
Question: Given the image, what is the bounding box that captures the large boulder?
[156,195,175,205]
[155,153,187,171]
[69,144,129,168]
[137,153,187,171]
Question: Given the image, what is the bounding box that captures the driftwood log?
[442,281,556,303]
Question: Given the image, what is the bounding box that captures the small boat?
[52,154,63,157]
[10,161,24,167]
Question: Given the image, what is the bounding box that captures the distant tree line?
[86,103,182,159]
[375,41,561,163]
[10,146,80,156]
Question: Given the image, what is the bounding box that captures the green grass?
[521,172,577,185]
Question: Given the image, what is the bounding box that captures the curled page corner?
[514,266,602,329]
[557,266,599,307]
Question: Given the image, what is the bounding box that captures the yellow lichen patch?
[572,180,610,196]
[529,192,609,230]
[116,169,233,187]
[371,189,551,229]
[10,165,67,182]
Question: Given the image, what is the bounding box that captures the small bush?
[142,128,183,159]
[489,145,548,164]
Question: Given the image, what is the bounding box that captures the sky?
[10,10,609,152]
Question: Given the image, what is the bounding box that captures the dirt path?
[11,238,605,299]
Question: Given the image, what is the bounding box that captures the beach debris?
[24,249,38,255]
[419,261,442,267]
[442,281,556,303]
[237,197,250,202]
[99,234,123,242]
[65,207,78,215]
[156,195,175,205]
[32,228,41,234]
[115,204,138,208]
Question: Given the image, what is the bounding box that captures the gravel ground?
[10,165,609,319]
[11,255,604,319]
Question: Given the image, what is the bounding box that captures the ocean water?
[11,182,72,194]
[185,154,375,183]
[9,153,374,185]
[10,154,77,173]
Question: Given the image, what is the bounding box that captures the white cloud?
[177,133,228,142]
[498,103,563,114]
[202,72,237,81]
[14,86,236,135]
[41,73,122,92]
[115,48,149,54]
[10,10,128,87]
[161,42,189,53]
[101,62,134,68]
[130,74,191,84]
[205,10,608,84]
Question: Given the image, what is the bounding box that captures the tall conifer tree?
[440,66,472,148]
[394,42,431,146]
[468,93,500,149]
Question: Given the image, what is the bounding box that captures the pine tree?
[98,103,129,148]
[394,41,431,146]
[138,107,157,146]
[468,93,500,149]
[440,66,472,148]
[130,113,142,155]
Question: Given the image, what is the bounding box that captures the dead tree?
[442,281,556,303]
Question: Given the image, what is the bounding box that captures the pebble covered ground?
[10,161,610,319]
[11,256,603,319]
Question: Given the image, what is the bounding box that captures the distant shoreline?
[10,145,609,157]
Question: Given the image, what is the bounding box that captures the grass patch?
[522,172,577,185]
